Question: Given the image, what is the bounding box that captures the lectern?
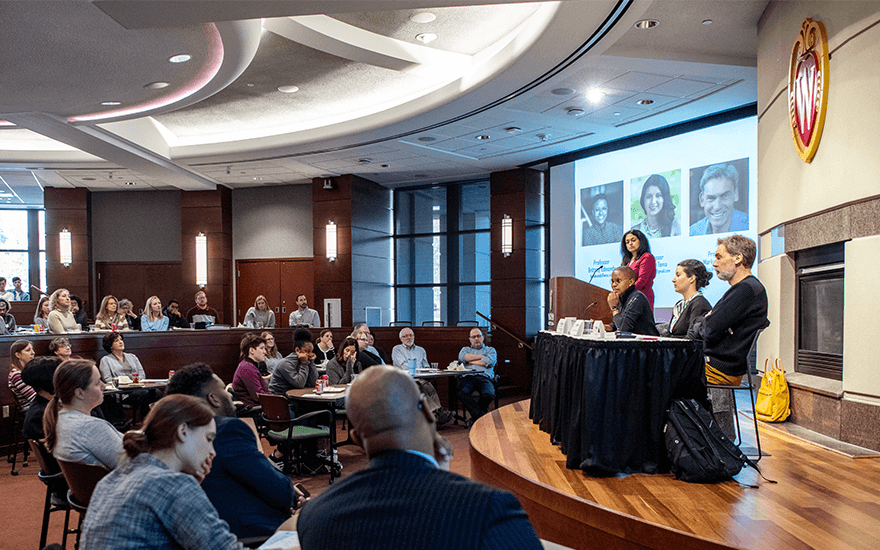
[548,276,612,329]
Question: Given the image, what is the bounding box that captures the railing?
[476,311,531,350]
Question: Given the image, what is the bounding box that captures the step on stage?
[469,400,880,550]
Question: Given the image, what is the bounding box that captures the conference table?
[530,330,707,475]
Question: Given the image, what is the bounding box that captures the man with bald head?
[391,327,454,427]
[296,366,542,550]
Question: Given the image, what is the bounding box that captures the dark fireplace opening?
[795,242,844,380]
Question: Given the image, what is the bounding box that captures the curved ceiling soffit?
[170,4,561,153]
[181,0,635,165]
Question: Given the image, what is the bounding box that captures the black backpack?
[664,398,770,484]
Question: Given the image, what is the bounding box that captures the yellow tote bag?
[756,358,791,422]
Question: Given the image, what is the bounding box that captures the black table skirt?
[529,331,707,475]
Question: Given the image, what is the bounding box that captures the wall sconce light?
[195,233,208,288]
[502,215,513,257]
[326,221,337,262]
[59,229,72,267]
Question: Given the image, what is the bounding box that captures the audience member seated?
[95,295,129,331]
[187,290,221,328]
[659,259,713,337]
[391,328,454,428]
[0,298,16,334]
[20,356,62,441]
[118,299,141,331]
[296,365,543,550]
[352,323,387,367]
[167,364,294,540]
[457,328,498,424]
[288,293,320,327]
[8,340,37,411]
[43,359,123,469]
[11,276,29,301]
[99,331,146,382]
[49,337,79,362]
[47,288,81,334]
[233,333,269,408]
[70,294,90,331]
[0,277,10,301]
[34,296,51,332]
[243,295,275,329]
[140,295,170,332]
[164,299,190,329]
[261,331,283,374]
[605,266,659,335]
[80,394,244,550]
[325,337,361,385]
[268,329,317,395]
[314,329,335,365]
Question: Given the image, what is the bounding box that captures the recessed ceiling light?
[83,177,96,181]
[613,112,622,116]
[358,159,371,165]
[125,181,136,186]
[277,85,299,93]
[586,89,605,103]
[410,12,436,23]
[505,127,522,134]
[633,19,659,30]
[381,164,390,168]
[475,135,490,140]
[168,54,191,63]
[252,177,263,181]
[144,82,169,89]
[417,136,436,142]
[416,33,437,44]
[702,19,713,26]
[637,99,654,105]
[566,108,585,117]
[551,88,575,96]
[247,83,255,87]
[536,133,550,141]
[101,101,121,106]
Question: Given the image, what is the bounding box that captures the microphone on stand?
[30,285,48,296]
[582,301,598,319]
[587,265,603,285]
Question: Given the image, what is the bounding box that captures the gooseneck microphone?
[582,301,598,319]
[587,265,603,285]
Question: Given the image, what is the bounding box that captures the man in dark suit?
[297,365,542,550]
[166,363,294,540]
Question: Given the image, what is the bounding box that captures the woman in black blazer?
[660,259,713,337]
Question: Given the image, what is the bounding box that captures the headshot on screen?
[581,181,623,246]
[630,170,682,239]
[688,158,749,236]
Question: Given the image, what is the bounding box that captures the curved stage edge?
[468,400,880,550]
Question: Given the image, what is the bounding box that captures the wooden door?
[280,259,314,328]
[235,261,281,325]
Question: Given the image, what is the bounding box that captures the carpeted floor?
[0,396,525,550]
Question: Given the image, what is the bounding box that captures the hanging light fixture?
[326,221,337,262]
[195,233,208,287]
[59,229,72,267]
[502,215,513,257]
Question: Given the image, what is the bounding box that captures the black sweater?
[611,286,659,336]
[699,275,769,376]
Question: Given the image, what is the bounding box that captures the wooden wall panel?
[44,187,92,310]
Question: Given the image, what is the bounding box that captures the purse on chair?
[755,358,791,423]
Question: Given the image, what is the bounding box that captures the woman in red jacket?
[620,229,656,308]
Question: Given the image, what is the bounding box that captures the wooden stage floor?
[469,400,880,550]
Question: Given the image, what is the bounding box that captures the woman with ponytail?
[659,259,714,337]
[81,394,244,550]
[42,359,123,469]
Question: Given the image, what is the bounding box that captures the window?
[394,182,491,326]
[0,208,45,294]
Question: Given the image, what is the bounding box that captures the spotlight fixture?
[637,99,654,105]
[505,127,522,134]
[586,89,606,103]
[702,19,713,25]
[125,182,136,186]
[475,135,490,140]
[416,33,437,44]
[536,133,549,142]
[169,53,192,63]
[323,178,336,190]
[410,12,436,23]
[633,19,659,29]
[277,85,299,93]
[357,159,371,165]
[226,166,231,175]
[566,108,585,117]
[144,82,169,89]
